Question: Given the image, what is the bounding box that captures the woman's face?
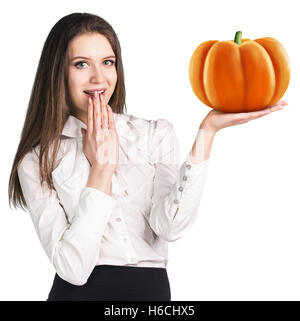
[67,32,117,124]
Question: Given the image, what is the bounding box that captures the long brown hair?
[8,12,127,211]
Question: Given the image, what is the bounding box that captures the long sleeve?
[17,151,117,286]
[148,119,210,242]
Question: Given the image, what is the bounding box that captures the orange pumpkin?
[189,31,290,112]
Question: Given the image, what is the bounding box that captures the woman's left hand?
[200,100,288,133]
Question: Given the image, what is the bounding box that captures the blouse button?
[186,164,192,170]
[183,175,188,181]
[178,186,183,192]
[173,199,179,204]
[116,217,122,222]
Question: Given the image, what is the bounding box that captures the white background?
[1,0,299,300]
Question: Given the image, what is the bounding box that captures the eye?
[74,60,115,69]
[74,61,87,69]
[104,59,116,66]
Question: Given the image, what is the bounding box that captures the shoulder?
[17,138,70,174]
[122,112,174,134]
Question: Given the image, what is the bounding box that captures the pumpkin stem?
[234,31,242,45]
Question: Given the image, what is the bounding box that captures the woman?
[8,12,287,301]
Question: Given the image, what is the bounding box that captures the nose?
[90,64,106,83]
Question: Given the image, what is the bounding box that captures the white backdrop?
[1,0,299,300]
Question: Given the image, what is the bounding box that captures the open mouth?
[83,90,105,97]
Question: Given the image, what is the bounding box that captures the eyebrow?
[71,55,116,61]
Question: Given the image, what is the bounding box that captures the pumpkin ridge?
[254,37,290,106]
[239,43,247,112]
[239,41,275,110]
[205,41,244,112]
[254,40,277,107]
[202,41,219,107]
[188,40,218,108]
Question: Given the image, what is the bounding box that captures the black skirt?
[46,264,171,301]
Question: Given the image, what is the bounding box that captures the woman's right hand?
[81,91,119,176]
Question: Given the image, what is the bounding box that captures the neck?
[70,110,87,126]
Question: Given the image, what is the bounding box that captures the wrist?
[199,121,218,136]
[87,167,113,195]
[90,165,114,177]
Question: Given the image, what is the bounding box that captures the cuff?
[183,151,210,175]
[69,187,117,240]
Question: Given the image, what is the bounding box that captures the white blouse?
[17,112,210,286]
